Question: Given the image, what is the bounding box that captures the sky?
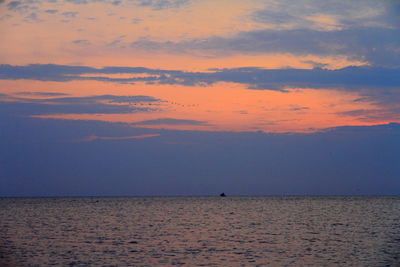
[1,0,400,196]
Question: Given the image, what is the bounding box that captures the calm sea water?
[0,196,399,266]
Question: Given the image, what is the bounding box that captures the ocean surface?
[0,196,399,266]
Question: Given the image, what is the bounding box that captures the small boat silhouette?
[220,192,226,197]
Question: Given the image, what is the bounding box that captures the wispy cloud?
[73,39,91,45]
[336,108,400,123]
[23,12,41,23]
[5,0,191,14]
[0,94,160,115]
[133,118,207,125]
[135,0,190,10]
[81,133,160,142]
[62,11,79,18]
[45,9,58,14]
[131,18,142,24]
[15,92,69,96]
[0,64,178,82]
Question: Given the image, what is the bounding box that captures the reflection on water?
[1,196,399,266]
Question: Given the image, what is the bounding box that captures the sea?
[0,196,399,266]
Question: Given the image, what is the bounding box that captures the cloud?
[73,39,91,45]
[1,64,400,92]
[250,0,395,31]
[6,0,41,13]
[38,94,160,104]
[62,11,79,18]
[0,100,142,116]
[133,118,207,125]
[45,9,58,14]
[0,94,160,115]
[288,105,309,111]
[81,133,160,142]
[65,0,91,4]
[4,1,395,67]
[131,18,141,24]
[0,14,12,21]
[1,65,399,118]
[7,1,22,10]
[127,0,400,68]
[97,95,158,103]
[191,66,400,91]
[322,122,400,134]
[0,64,178,82]
[336,108,400,123]
[131,27,400,68]
[4,0,191,13]
[107,38,124,47]
[16,92,69,96]
[301,61,329,69]
[23,12,41,23]
[134,0,190,10]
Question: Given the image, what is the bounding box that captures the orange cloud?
[28,81,383,133]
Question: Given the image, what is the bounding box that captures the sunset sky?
[1,0,400,196]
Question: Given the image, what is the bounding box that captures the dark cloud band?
[1,64,400,91]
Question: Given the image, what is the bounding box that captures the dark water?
[1,196,399,266]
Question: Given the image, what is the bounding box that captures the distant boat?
[220,192,226,197]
